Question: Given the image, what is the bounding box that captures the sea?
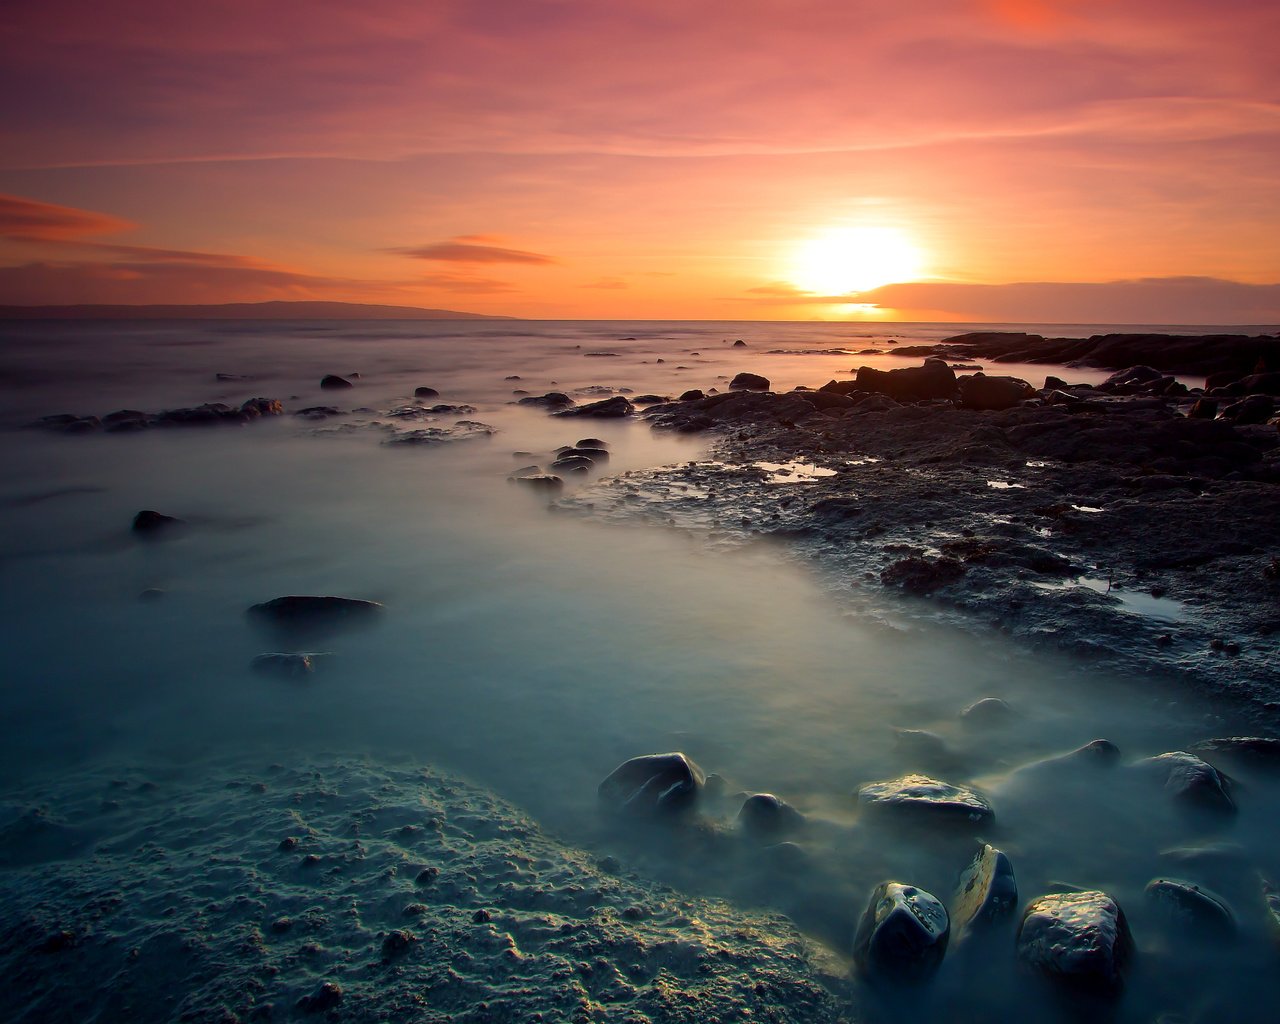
[2,318,1278,1022]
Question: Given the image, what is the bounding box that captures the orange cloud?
[0,193,134,242]
[391,239,556,265]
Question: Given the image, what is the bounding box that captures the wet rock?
[736,793,805,841]
[880,555,966,594]
[953,844,1018,935]
[154,403,245,426]
[679,389,706,401]
[960,697,1014,725]
[958,373,1033,411]
[1015,739,1121,777]
[1187,398,1219,419]
[102,409,150,432]
[852,882,950,981]
[571,446,610,463]
[247,596,384,628]
[297,981,343,1013]
[1136,751,1235,814]
[598,752,705,816]
[631,394,670,405]
[320,374,353,389]
[729,372,770,391]
[554,396,634,418]
[1144,878,1235,938]
[132,509,184,534]
[550,454,595,474]
[1103,365,1165,390]
[857,774,994,826]
[414,386,440,398]
[1188,736,1280,771]
[251,653,315,677]
[511,473,563,492]
[855,358,956,402]
[576,437,607,448]
[240,397,284,418]
[383,421,496,445]
[518,392,575,409]
[1016,891,1133,994]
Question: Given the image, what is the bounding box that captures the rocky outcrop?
[1017,891,1133,993]
[1136,751,1235,814]
[957,373,1033,411]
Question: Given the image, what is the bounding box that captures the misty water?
[3,319,1278,1022]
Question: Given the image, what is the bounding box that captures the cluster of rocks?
[32,397,285,433]
[508,438,610,492]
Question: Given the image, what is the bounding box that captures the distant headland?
[0,300,514,320]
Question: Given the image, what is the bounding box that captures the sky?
[1,0,1277,322]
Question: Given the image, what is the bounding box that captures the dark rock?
[953,845,1018,935]
[729,372,770,391]
[216,372,250,382]
[1144,878,1235,938]
[818,380,864,397]
[1103,365,1165,389]
[1188,736,1280,771]
[102,409,150,432]
[1187,398,1219,419]
[240,397,284,418]
[414,386,440,398]
[132,509,184,534]
[138,588,166,601]
[154,403,244,426]
[958,373,1033,411]
[880,555,966,594]
[857,774,994,826]
[381,929,417,958]
[251,653,315,677]
[733,339,748,347]
[320,375,353,389]
[959,697,1014,725]
[598,752,705,816]
[852,882,949,981]
[33,413,102,432]
[511,474,563,491]
[294,406,343,419]
[1136,751,1235,814]
[550,455,594,474]
[297,982,343,1013]
[631,394,670,405]
[1220,394,1274,424]
[679,389,706,401]
[519,392,575,409]
[855,358,956,402]
[247,596,384,632]
[1017,891,1133,993]
[736,793,805,841]
[554,396,634,418]
[570,446,610,463]
[796,390,855,411]
[1012,739,1121,778]
[576,438,608,448]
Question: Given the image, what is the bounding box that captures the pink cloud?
[0,193,134,241]
[391,239,555,264]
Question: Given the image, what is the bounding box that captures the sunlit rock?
[736,793,805,841]
[598,752,705,816]
[1017,891,1133,994]
[240,397,283,418]
[1145,878,1235,938]
[852,882,949,981]
[953,844,1018,936]
[857,773,994,826]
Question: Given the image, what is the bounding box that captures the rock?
[1016,891,1133,993]
[381,929,417,958]
[294,406,342,419]
[1220,394,1275,424]
[1264,881,1280,948]
[511,474,563,491]
[1136,751,1235,814]
[1188,736,1280,771]
[251,653,315,677]
[1103,365,1165,389]
[132,510,184,534]
[631,394,670,405]
[570,446,610,463]
[857,774,994,826]
[576,438,608,448]
[736,793,805,841]
[414,386,440,398]
[554,396,634,418]
[852,882,950,981]
[1014,739,1122,777]
[880,555,966,594]
[733,339,748,347]
[953,845,1018,935]
[855,358,956,402]
[549,455,595,474]
[154,403,244,426]
[958,373,1033,411]
[247,596,384,630]
[1187,398,1219,419]
[1144,878,1235,938]
[138,588,166,601]
[240,397,283,418]
[729,372,770,391]
[102,409,149,432]
[32,413,101,433]
[297,981,343,1013]
[518,392,574,409]
[959,697,1014,725]
[598,752,705,816]
[320,374,353,389]
[679,389,706,401]
[384,420,495,445]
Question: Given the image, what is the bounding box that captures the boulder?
[958,373,1033,411]
[678,389,706,401]
[554,396,634,418]
[1144,878,1235,938]
[1219,394,1275,424]
[857,774,994,826]
[320,375,353,389]
[598,752,705,816]
[511,474,563,491]
[852,882,950,981]
[736,793,805,841]
[953,845,1018,936]
[855,358,956,402]
[549,455,595,474]
[102,409,149,432]
[729,372,770,391]
[733,339,748,347]
[1102,365,1164,389]
[818,380,864,397]
[518,392,575,409]
[414,386,440,398]
[1136,751,1235,814]
[576,437,607,448]
[1017,891,1133,993]
[132,509,184,534]
[1187,398,1219,419]
[570,446,610,463]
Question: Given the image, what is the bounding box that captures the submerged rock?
[1016,891,1133,993]
[598,752,705,816]
[132,509,184,534]
[240,397,284,418]
[953,844,1018,936]
[857,774,994,826]
[959,697,1014,725]
[1136,751,1235,814]
[554,396,634,418]
[1144,878,1235,938]
[571,446,610,463]
[250,653,315,678]
[511,473,564,492]
[736,793,805,841]
[730,372,770,391]
[852,882,950,981]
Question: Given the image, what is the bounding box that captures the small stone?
[415,867,439,885]
[852,882,949,981]
[729,372,770,391]
[270,917,292,933]
[132,510,184,534]
[472,909,491,923]
[576,438,608,448]
[278,836,299,851]
[1017,891,1133,994]
[381,929,417,957]
[511,474,563,491]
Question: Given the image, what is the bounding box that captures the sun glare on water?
[788,226,925,295]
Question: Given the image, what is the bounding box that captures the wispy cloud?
[0,193,134,242]
[389,239,556,265]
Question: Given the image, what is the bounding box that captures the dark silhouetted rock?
[855,358,956,402]
[414,386,440,398]
[853,882,950,981]
[297,982,343,1013]
[132,510,184,534]
[571,446,610,463]
[857,774,994,826]
[294,406,343,419]
[381,929,417,958]
[102,409,149,432]
[1144,878,1234,938]
[320,375,353,389]
[953,845,1018,936]
[1220,394,1274,424]
[1189,736,1280,771]
[733,339,748,347]
[1017,891,1133,994]
[598,752,705,816]
[554,396,634,418]
[736,793,805,841]
[550,455,594,474]
[679,389,706,401]
[729,372,770,391]
[1136,751,1235,814]
[248,596,383,628]
[576,437,607,448]
[958,373,1033,411]
[631,394,670,405]
[251,653,315,678]
[154,403,243,426]
[1187,398,1219,419]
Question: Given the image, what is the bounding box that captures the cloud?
[0,193,134,241]
[389,239,556,265]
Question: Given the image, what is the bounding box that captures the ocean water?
[2,319,1278,1022]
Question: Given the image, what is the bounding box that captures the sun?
[788,226,926,295]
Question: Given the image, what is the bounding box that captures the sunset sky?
[1,0,1277,322]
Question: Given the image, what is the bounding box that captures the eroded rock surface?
[1016,891,1133,993]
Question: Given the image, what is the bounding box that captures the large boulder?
[598,752,705,816]
[852,882,950,981]
[952,845,1018,936]
[729,372,770,391]
[854,358,956,402]
[554,396,634,418]
[958,373,1033,411]
[1016,891,1133,993]
[1135,751,1235,814]
[857,774,994,826]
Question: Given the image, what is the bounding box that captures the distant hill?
[0,300,514,320]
